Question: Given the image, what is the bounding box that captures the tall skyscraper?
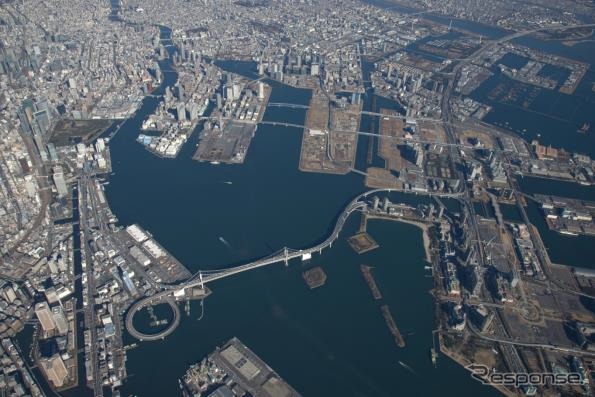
[40,355,68,387]
[52,306,69,335]
[175,83,184,101]
[176,102,186,121]
[311,63,319,76]
[188,103,198,121]
[35,302,56,332]
[52,166,68,197]
[232,83,241,101]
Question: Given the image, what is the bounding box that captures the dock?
[380,305,405,348]
[360,265,382,300]
[181,337,303,397]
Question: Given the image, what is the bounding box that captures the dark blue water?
[517,176,595,268]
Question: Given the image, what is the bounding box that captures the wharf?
[193,121,257,164]
[209,337,303,397]
[193,83,271,164]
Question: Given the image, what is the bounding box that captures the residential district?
[0,0,595,396]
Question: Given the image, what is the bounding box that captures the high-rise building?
[311,63,319,76]
[175,83,184,101]
[52,306,69,335]
[188,103,198,121]
[232,83,241,101]
[52,166,68,197]
[40,355,68,387]
[176,102,186,121]
[225,85,234,101]
[35,302,56,332]
[258,82,264,100]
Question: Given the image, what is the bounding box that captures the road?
[78,175,104,397]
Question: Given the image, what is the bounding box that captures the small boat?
[221,181,232,185]
[578,122,590,134]
[424,265,432,270]
[560,230,578,236]
[398,361,418,376]
[210,161,220,165]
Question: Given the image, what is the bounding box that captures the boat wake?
[398,361,420,377]
[218,236,233,250]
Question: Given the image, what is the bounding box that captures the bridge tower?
[283,247,289,266]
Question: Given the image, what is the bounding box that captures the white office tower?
[52,166,68,197]
[177,102,186,121]
[225,85,234,101]
[258,82,265,100]
[232,83,241,101]
[311,63,319,76]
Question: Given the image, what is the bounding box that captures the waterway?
[363,1,595,267]
[100,26,501,397]
[517,176,595,268]
[367,0,595,158]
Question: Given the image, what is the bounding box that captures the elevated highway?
[125,297,180,341]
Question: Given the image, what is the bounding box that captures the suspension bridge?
[125,188,393,340]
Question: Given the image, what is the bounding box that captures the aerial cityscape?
[1,0,595,396]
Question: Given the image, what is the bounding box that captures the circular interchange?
[125,295,180,341]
